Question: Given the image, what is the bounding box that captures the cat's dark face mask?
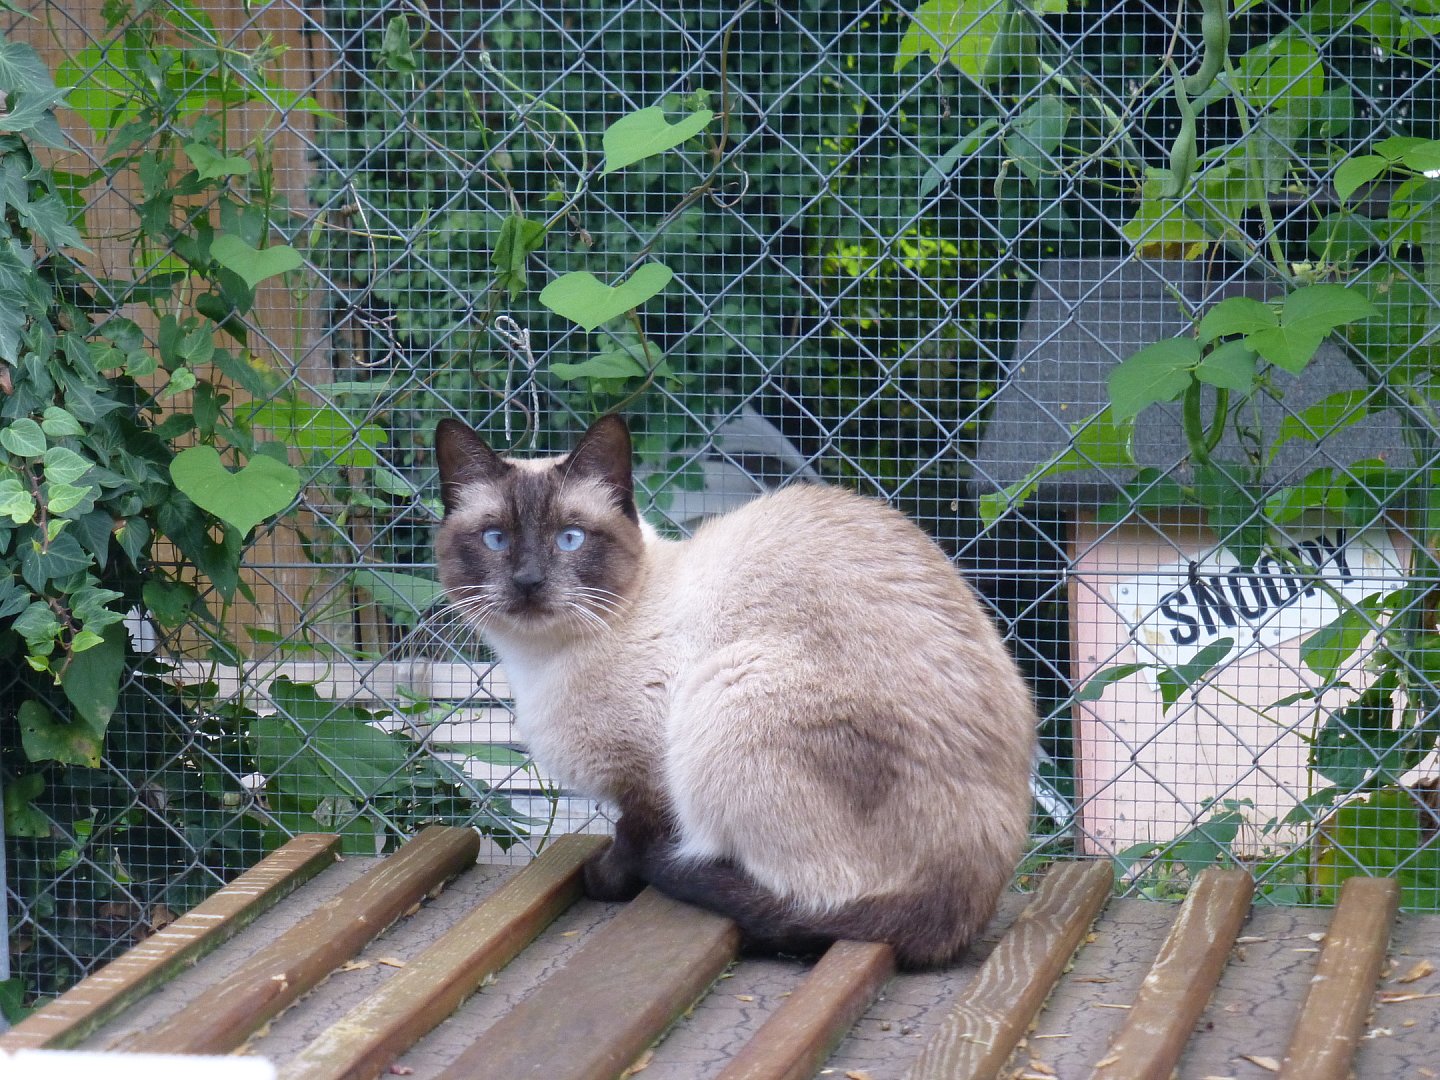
[434,415,645,635]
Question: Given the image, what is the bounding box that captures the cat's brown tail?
[640,844,996,970]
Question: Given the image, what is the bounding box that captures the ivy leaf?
[42,446,93,486]
[2,772,49,838]
[19,531,90,591]
[539,263,674,331]
[60,622,125,740]
[1,417,47,458]
[0,476,36,524]
[169,446,301,536]
[210,234,303,289]
[601,106,713,175]
[19,698,103,768]
[1107,337,1200,421]
[40,406,84,437]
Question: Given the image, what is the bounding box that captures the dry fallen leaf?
[1094,1052,1119,1067]
[1075,976,1113,984]
[844,1072,874,1080]
[1093,1002,1131,1009]
[1235,936,1267,944]
[1024,1061,1057,1076]
[1378,991,1440,1004]
[388,1068,414,1076]
[1306,932,1327,942]
[1396,958,1436,984]
[340,960,372,972]
[377,956,407,969]
[1240,1054,1279,1072]
[735,994,755,1002]
[620,1047,654,1077]
[561,930,581,938]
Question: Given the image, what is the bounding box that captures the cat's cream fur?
[435,414,1035,968]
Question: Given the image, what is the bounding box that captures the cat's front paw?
[582,847,647,901]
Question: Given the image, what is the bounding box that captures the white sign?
[1110,528,1407,670]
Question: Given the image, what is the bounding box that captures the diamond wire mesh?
[2,0,1439,1003]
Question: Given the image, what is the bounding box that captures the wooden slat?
[282,833,609,1080]
[433,886,740,1080]
[0,833,341,1052]
[905,860,1113,1080]
[1278,875,1400,1080]
[1089,867,1254,1080]
[716,940,895,1080]
[119,825,480,1056]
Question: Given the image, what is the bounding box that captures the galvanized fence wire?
[3,0,1439,998]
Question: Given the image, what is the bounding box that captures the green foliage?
[0,5,526,1006]
[309,1,1018,583]
[903,1,1440,898]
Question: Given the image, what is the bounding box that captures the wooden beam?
[283,834,609,1080]
[715,940,894,1080]
[1088,867,1254,1080]
[119,825,480,1056]
[0,833,341,1052]
[433,887,740,1080]
[905,860,1114,1080]
[1278,876,1400,1080]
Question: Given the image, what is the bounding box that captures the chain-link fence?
[2,0,1439,1006]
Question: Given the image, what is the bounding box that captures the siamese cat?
[434,414,1035,968]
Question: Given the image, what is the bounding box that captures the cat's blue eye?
[482,528,509,551]
[556,527,586,552]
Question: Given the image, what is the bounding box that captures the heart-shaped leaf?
[184,141,253,180]
[211,233,303,289]
[601,106,712,175]
[61,623,125,739]
[539,263,674,331]
[19,698,103,768]
[170,446,301,536]
[1107,337,1200,421]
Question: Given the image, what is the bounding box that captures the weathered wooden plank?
[0,833,341,1052]
[716,940,894,1080]
[433,886,740,1080]
[1278,875,1400,1080]
[1089,867,1254,1080]
[905,860,1114,1080]
[282,833,609,1080]
[119,825,480,1056]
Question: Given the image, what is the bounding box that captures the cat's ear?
[435,419,508,514]
[567,414,637,521]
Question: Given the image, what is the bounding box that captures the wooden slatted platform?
[3,831,1437,1080]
